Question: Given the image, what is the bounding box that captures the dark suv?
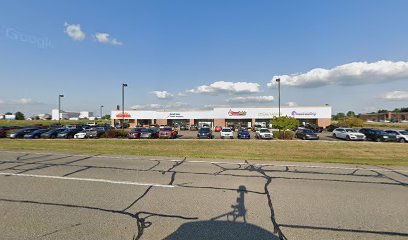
[197,127,213,139]
[359,128,397,142]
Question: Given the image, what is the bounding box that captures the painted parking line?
[0,172,175,188]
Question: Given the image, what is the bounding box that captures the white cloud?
[176,92,187,97]
[381,91,408,101]
[95,32,123,46]
[188,81,261,94]
[227,96,274,103]
[286,101,298,107]
[64,22,86,41]
[268,60,408,88]
[15,98,34,104]
[150,91,174,99]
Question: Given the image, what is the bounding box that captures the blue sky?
[1,0,408,116]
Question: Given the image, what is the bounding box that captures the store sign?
[167,112,185,118]
[228,109,247,116]
[291,111,317,117]
[115,112,132,118]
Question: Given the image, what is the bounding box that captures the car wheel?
[221,136,224,139]
[376,137,381,142]
[302,136,306,140]
[400,138,406,143]
[346,135,350,141]
[333,133,337,138]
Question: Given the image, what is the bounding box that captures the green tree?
[14,112,25,120]
[346,111,355,117]
[400,107,408,112]
[103,114,111,120]
[4,112,12,115]
[338,117,364,128]
[271,116,299,139]
[377,109,388,113]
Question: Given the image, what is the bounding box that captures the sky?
[1,0,408,116]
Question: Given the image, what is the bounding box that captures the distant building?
[51,109,94,120]
[359,112,408,122]
[0,114,16,120]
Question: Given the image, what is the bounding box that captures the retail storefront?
[111,106,332,128]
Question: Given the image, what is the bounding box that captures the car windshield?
[260,129,270,133]
[199,128,210,133]
[222,129,232,132]
[162,128,172,131]
[345,129,357,132]
[141,128,149,133]
[398,130,408,135]
[304,129,315,134]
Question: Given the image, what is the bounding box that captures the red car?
[127,127,144,139]
[159,127,178,139]
[214,126,222,132]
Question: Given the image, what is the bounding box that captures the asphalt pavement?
[0,150,407,240]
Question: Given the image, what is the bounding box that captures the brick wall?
[317,118,331,127]
[214,119,226,127]
[156,119,168,126]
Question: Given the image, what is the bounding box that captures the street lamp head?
[101,105,104,108]
[122,83,128,87]
[59,94,64,98]
[275,78,280,83]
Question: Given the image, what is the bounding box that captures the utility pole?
[122,84,128,134]
[58,94,64,124]
[276,78,281,117]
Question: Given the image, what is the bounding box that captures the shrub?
[338,117,364,128]
[271,116,299,131]
[273,130,295,140]
[103,129,127,138]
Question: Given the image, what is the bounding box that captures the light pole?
[276,78,281,117]
[122,83,128,134]
[100,105,104,119]
[58,94,64,124]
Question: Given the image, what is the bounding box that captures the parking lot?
[176,129,340,141]
[1,151,407,240]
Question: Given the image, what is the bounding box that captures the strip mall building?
[111,106,332,128]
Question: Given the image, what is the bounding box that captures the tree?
[377,109,388,113]
[103,114,111,120]
[346,111,355,117]
[4,112,12,115]
[338,117,364,128]
[400,107,408,112]
[14,112,25,120]
[332,112,345,120]
[271,116,299,139]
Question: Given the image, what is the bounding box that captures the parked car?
[197,127,213,139]
[332,128,366,141]
[190,125,198,131]
[256,128,273,140]
[221,127,234,139]
[385,130,408,143]
[359,128,397,142]
[74,130,90,139]
[325,124,339,132]
[8,128,38,139]
[87,127,106,138]
[296,129,319,140]
[86,122,97,126]
[159,127,178,139]
[127,127,144,139]
[238,129,251,139]
[57,128,82,139]
[180,125,189,131]
[0,129,6,138]
[300,123,323,133]
[214,126,222,132]
[252,124,263,132]
[140,128,159,139]
[49,123,63,129]
[24,129,49,139]
[41,128,66,139]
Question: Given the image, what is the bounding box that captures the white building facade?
[111,106,332,128]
